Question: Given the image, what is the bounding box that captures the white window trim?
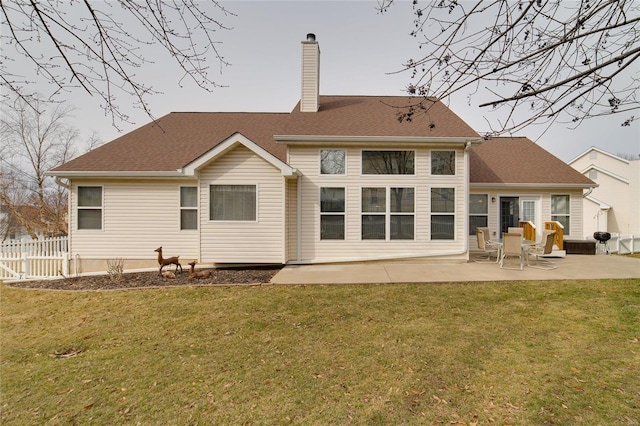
[76,185,104,231]
[319,186,346,241]
[430,186,457,241]
[360,149,416,176]
[430,150,457,177]
[360,185,416,241]
[179,186,199,231]
[550,193,571,233]
[319,149,347,176]
[208,183,259,223]
[468,193,488,236]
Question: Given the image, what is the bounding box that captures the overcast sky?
[6,0,640,162]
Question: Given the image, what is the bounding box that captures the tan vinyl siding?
[300,42,319,112]
[289,145,468,262]
[199,146,285,263]
[69,179,199,262]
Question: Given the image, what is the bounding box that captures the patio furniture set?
[475,227,557,270]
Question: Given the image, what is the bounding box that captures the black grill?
[593,232,611,254]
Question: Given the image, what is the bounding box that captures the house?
[48,34,596,274]
[568,147,640,236]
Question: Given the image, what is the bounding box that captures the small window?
[320,187,345,240]
[551,194,570,235]
[320,150,345,175]
[468,194,488,235]
[588,170,597,180]
[431,188,455,240]
[180,187,198,230]
[77,186,102,230]
[362,151,414,175]
[210,185,256,221]
[431,151,456,175]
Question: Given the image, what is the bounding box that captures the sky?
[5,0,640,162]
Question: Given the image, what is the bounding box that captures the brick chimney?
[300,33,320,112]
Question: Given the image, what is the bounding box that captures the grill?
[593,231,611,255]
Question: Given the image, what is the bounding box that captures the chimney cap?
[306,33,316,42]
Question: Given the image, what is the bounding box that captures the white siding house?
[569,147,640,236]
[48,35,595,274]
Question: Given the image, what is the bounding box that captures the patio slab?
[270,254,640,285]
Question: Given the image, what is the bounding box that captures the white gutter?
[274,135,483,144]
[470,182,597,189]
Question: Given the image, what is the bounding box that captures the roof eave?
[46,171,188,179]
[274,135,483,144]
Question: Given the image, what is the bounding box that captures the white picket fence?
[590,233,640,255]
[0,237,69,280]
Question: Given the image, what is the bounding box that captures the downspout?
[463,141,472,260]
[296,175,302,262]
[583,186,594,198]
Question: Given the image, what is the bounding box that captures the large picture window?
[468,194,488,235]
[551,194,570,235]
[320,187,345,240]
[431,188,455,240]
[180,187,198,230]
[431,151,456,175]
[320,150,345,175]
[362,150,415,175]
[77,186,102,230]
[210,185,256,221]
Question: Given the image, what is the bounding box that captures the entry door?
[520,197,541,240]
[499,197,519,236]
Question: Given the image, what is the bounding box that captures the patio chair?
[475,229,499,263]
[528,231,557,270]
[508,227,524,236]
[500,232,524,270]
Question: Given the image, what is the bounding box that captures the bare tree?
[1,0,233,129]
[0,97,92,239]
[379,0,640,135]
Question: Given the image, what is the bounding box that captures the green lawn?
[2,279,639,425]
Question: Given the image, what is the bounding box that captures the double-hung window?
[361,187,414,240]
[431,188,455,240]
[320,187,345,240]
[551,194,570,235]
[468,194,488,235]
[180,187,198,230]
[210,185,256,221]
[77,186,102,230]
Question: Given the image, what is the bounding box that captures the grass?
[1,279,639,425]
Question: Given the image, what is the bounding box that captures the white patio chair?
[499,232,524,270]
[475,229,499,263]
[528,231,557,270]
[508,227,524,236]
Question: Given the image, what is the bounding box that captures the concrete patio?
[271,253,640,285]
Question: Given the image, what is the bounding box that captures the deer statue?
[154,246,182,276]
[188,260,212,280]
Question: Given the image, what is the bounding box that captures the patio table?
[490,239,536,267]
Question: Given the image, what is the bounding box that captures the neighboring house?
[48,34,596,273]
[0,204,66,241]
[568,147,640,236]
